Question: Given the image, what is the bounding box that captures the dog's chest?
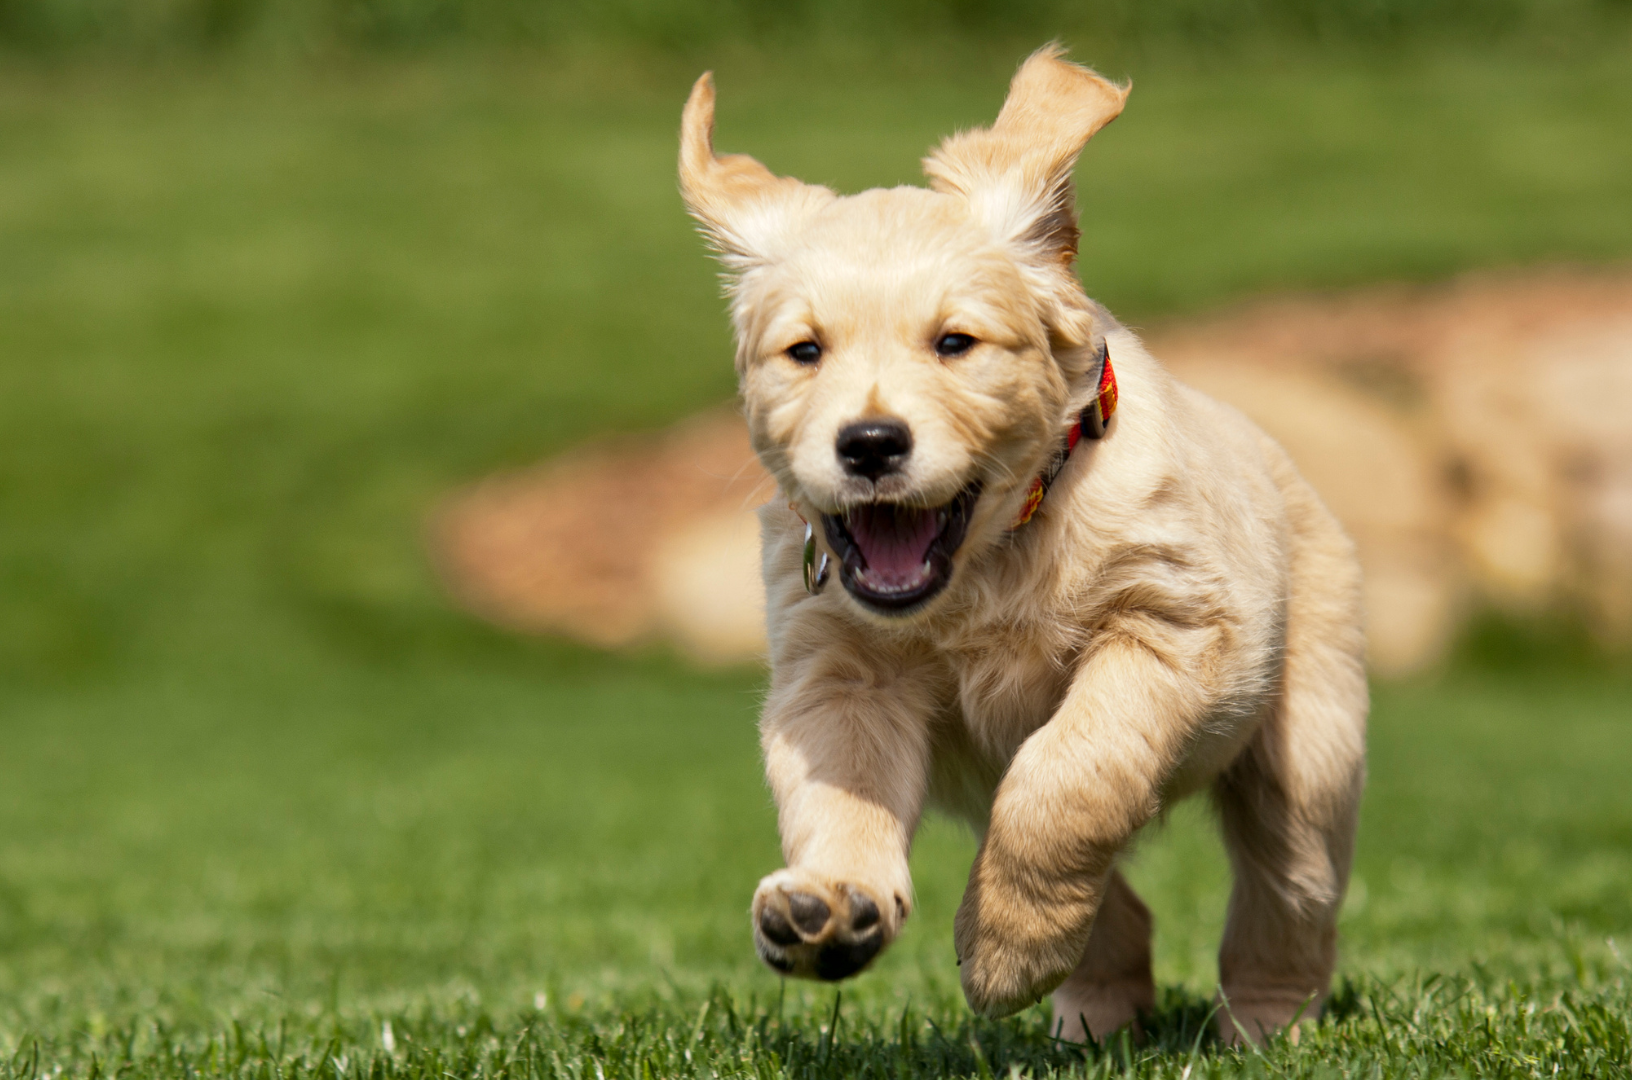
[945,624,1075,766]
[921,626,1074,828]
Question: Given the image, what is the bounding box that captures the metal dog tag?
[802,521,830,594]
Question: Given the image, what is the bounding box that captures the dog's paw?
[954,922,1077,1018]
[1215,991,1323,1046]
[1051,979,1153,1045]
[751,869,904,981]
[953,873,1087,1018]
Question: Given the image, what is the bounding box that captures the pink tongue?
[846,505,939,586]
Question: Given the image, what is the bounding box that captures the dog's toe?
[758,904,802,946]
[849,893,879,931]
[787,892,832,936]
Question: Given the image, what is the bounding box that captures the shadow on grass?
[480,985,1229,1079]
[9,973,1629,1079]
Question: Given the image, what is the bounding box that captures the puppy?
[677,46,1367,1046]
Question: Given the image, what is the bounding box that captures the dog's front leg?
[752,643,938,981]
[955,634,1205,1016]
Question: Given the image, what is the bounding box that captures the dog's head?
[680,46,1128,618]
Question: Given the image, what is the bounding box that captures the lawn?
[1,43,1631,1077]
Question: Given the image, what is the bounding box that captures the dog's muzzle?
[820,482,980,614]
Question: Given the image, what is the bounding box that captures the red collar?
[1011,347,1119,529]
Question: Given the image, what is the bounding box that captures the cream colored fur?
[678,46,1367,1046]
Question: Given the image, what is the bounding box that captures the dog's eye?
[786,341,822,365]
[935,333,976,358]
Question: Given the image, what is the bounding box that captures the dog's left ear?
[679,72,833,269]
[923,45,1128,268]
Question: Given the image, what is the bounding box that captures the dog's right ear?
[679,73,832,269]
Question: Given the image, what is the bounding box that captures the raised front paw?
[752,869,905,981]
[953,866,1092,1018]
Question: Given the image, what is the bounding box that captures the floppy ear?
[923,45,1128,267]
[679,73,832,269]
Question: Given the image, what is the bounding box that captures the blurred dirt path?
[432,267,1632,673]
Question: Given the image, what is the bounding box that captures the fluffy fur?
[678,46,1367,1046]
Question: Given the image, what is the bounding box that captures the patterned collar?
[1010,347,1119,529]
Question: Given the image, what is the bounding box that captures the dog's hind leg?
[1049,868,1155,1044]
[1212,491,1367,1046]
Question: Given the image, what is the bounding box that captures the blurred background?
[1,0,1631,1069]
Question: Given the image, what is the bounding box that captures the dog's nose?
[837,419,913,480]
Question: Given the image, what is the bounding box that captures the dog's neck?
[1010,347,1119,529]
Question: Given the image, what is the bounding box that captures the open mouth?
[820,483,980,614]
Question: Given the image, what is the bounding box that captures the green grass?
[2,47,1632,1077]
[2,642,1630,1076]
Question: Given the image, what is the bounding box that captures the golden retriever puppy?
[677,46,1367,1046]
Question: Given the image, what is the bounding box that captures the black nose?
[837,419,913,480]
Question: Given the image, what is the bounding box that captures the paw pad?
[849,894,879,931]
[787,893,831,935]
[758,906,801,947]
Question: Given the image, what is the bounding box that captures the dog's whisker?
[969,450,1022,490]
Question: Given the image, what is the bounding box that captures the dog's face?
[680,48,1128,618]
